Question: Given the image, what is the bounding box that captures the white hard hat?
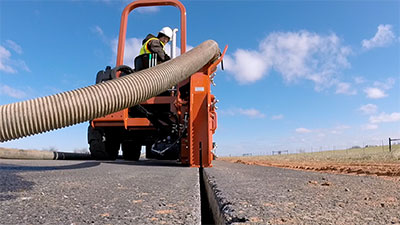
[159,27,173,39]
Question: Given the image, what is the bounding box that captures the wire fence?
[226,143,400,162]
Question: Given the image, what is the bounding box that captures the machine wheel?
[122,141,141,161]
[88,126,120,160]
[145,144,155,159]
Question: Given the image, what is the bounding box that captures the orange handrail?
[116,0,187,67]
[207,45,228,75]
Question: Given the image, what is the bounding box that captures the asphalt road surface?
[0,159,200,225]
[205,161,400,225]
[2,159,400,225]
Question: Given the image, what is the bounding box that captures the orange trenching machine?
[88,0,227,167]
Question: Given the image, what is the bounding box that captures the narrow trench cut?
[199,167,216,225]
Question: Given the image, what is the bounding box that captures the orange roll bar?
[116,0,187,67]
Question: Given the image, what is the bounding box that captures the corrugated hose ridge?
[0,40,219,142]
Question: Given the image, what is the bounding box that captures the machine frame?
[91,0,227,167]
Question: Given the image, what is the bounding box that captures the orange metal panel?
[210,94,217,134]
[92,110,125,125]
[188,72,212,167]
[207,45,228,75]
[142,96,175,104]
[125,118,152,126]
[207,90,214,167]
[180,137,191,165]
[93,121,124,127]
[179,103,190,165]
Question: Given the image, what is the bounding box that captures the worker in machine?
[139,26,172,63]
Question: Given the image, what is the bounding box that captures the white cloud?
[354,76,365,84]
[373,77,396,90]
[296,128,312,133]
[91,25,109,44]
[136,6,160,14]
[220,107,265,119]
[363,78,396,99]
[20,61,30,72]
[271,114,284,120]
[0,44,30,74]
[111,37,142,68]
[362,124,378,130]
[225,30,351,90]
[224,50,269,83]
[335,125,351,130]
[101,1,159,13]
[91,25,104,37]
[370,112,400,123]
[335,82,357,95]
[164,43,194,58]
[219,109,235,116]
[0,46,16,73]
[359,104,378,115]
[327,125,351,135]
[364,87,387,99]
[238,108,265,119]
[362,24,396,49]
[5,40,22,54]
[0,84,27,99]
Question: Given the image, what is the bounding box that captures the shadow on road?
[0,162,101,201]
[0,159,186,172]
[0,158,190,176]
[0,171,35,201]
[0,159,185,202]
[104,159,187,168]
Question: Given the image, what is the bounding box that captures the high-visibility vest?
[139,37,165,55]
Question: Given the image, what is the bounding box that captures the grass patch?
[221,145,400,164]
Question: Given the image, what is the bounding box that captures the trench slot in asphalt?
[200,167,217,225]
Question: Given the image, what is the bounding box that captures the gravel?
[204,160,400,225]
[0,159,200,225]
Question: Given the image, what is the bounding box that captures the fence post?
[389,137,392,152]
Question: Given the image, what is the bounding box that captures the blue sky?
[0,0,399,156]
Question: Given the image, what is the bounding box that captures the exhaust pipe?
[171,28,179,59]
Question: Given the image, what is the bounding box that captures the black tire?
[104,137,120,160]
[145,144,155,159]
[122,141,141,161]
[88,126,120,160]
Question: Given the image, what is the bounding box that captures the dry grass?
[221,145,400,164]
[220,145,400,178]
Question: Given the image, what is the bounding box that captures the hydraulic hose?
[0,40,220,142]
[0,147,92,160]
